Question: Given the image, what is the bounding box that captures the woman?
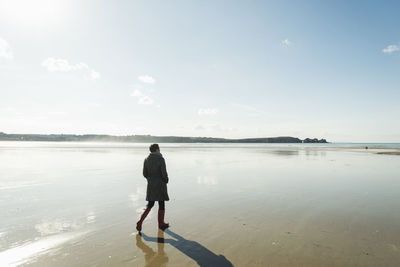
[136,143,170,231]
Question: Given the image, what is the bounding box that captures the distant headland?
[0,132,327,143]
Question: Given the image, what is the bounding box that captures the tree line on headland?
[0,132,327,143]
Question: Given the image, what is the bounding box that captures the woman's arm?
[143,159,149,178]
[160,158,169,183]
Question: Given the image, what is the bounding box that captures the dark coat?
[143,152,169,201]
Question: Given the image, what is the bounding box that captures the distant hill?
[0,132,327,143]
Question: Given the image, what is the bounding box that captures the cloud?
[130,89,154,105]
[194,123,235,132]
[281,39,292,46]
[382,44,400,54]
[198,108,218,116]
[194,124,206,130]
[138,96,154,105]
[41,58,100,80]
[0,38,13,59]
[138,75,156,84]
[90,70,100,80]
[130,89,143,97]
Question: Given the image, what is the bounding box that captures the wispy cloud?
[0,38,13,59]
[194,124,206,130]
[231,102,270,116]
[198,108,218,116]
[382,44,400,54]
[138,95,154,105]
[41,58,100,80]
[281,39,292,47]
[194,123,235,132]
[130,89,154,105]
[130,89,143,97]
[138,75,156,84]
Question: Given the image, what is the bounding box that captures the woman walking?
[136,144,170,231]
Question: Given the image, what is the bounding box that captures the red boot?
[158,210,169,230]
[136,206,152,232]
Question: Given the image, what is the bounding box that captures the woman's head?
[149,143,160,152]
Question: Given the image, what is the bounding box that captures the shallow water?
[1,142,400,266]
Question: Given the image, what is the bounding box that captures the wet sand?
[1,142,400,266]
[376,151,400,155]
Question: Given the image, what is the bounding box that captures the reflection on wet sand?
[136,230,168,267]
[0,231,87,267]
[137,229,233,267]
[270,150,299,156]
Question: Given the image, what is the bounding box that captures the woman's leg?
[158,201,165,210]
[157,201,169,230]
[136,201,155,231]
[148,201,155,208]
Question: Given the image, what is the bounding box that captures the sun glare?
[0,0,69,31]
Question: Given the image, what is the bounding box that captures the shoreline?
[0,140,400,150]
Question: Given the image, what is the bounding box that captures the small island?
[0,132,327,143]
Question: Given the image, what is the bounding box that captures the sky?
[0,0,399,142]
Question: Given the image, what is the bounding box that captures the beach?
[1,142,400,266]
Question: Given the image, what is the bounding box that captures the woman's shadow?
[136,229,233,267]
